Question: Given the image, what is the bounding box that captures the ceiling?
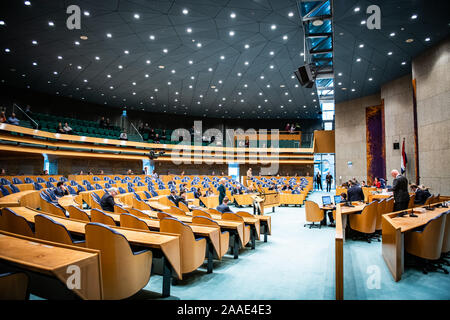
[0,0,448,120]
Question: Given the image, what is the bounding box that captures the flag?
[401,139,407,174]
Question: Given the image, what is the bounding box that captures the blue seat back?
[0,185,10,196]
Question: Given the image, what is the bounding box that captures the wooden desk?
[0,230,103,300]
[0,190,40,209]
[382,203,449,281]
[2,207,181,297]
[368,193,392,203]
[232,194,254,206]
[200,196,219,209]
[259,192,280,214]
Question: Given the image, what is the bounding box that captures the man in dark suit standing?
[216,197,233,213]
[218,178,226,205]
[390,169,409,211]
[315,172,322,191]
[347,181,365,202]
[100,188,118,212]
[326,173,333,192]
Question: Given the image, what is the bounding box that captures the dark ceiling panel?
[0,0,448,120]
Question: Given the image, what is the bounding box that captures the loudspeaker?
[393,142,400,150]
[294,65,314,87]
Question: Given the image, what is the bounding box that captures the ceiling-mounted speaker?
[294,65,314,88]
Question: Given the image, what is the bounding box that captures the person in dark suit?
[346,181,364,202]
[410,184,431,205]
[389,169,409,211]
[326,173,333,192]
[53,181,68,197]
[218,178,226,205]
[216,197,233,213]
[232,185,243,195]
[100,188,118,212]
[167,189,178,206]
[315,172,322,191]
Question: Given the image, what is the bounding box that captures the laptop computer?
[322,196,332,206]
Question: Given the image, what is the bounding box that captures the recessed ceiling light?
[244,44,249,49]
[312,19,323,26]
[354,7,360,12]
[208,68,213,72]
[338,72,342,76]
[74,41,80,45]
[401,61,406,65]
[146,60,151,64]
[361,20,366,25]
[53,71,58,75]
[356,58,361,62]
[163,48,168,53]
[196,42,202,48]
[359,44,364,48]
[57,55,62,60]
[220,55,225,60]
[218,80,222,84]
[107,74,111,78]
[134,14,140,19]
[230,12,236,19]
[32,40,38,45]
[271,24,277,30]
[229,30,235,36]
[270,65,274,69]
[237,73,242,76]
[338,82,342,85]
[425,37,431,42]
[191,76,195,80]
[4,48,10,53]
[390,32,396,37]
[145,74,149,77]
[387,51,393,55]
[95,56,100,60]
[124,50,129,54]
[171,69,176,74]
[283,35,288,40]
[186,27,192,33]
[406,38,414,43]
[24,1,31,5]
[188,60,193,64]
[260,75,264,79]
[244,61,249,65]
[368,78,373,81]
[288,12,294,17]
[351,88,355,92]
[118,65,123,69]
[48,21,54,26]
[84,11,90,16]
[32,62,37,66]
[167,82,171,85]
[411,14,418,19]
[83,79,88,83]
[182,9,189,15]
[77,65,82,69]
[269,51,274,55]
[106,33,112,38]
[149,35,155,40]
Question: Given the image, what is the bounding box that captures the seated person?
[105,118,111,129]
[177,191,190,207]
[99,116,106,127]
[100,188,118,212]
[1,111,7,123]
[203,187,215,197]
[167,189,178,205]
[53,181,69,197]
[119,131,128,140]
[149,128,156,140]
[63,122,73,134]
[373,177,381,188]
[154,133,160,143]
[232,185,243,195]
[346,181,364,202]
[411,184,432,205]
[56,122,65,134]
[216,197,233,213]
[7,113,20,125]
[193,189,202,199]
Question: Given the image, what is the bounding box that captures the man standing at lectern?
[390,169,409,211]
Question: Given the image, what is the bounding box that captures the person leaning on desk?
[389,169,409,211]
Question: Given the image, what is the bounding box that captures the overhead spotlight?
[312,19,323,26]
